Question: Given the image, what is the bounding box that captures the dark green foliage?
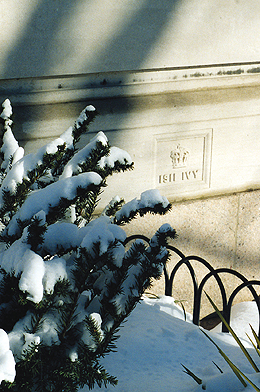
[26,217,47,252]
[113,200,172,225]
[0,100,175,391]
[72,107,97,148]
[0,270,30,332]
[102,197,125,218]
[77,141,110,176]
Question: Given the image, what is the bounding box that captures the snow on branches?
[0,99,175,391]
[0,99,23,173]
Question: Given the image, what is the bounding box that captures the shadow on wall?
[1,0,182,150]
[3,0,260,79]
[2,0,81,79]
[2,0,180,79]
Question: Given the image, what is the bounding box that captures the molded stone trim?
[1,62,260,105]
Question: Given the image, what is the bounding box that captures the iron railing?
[124,235,260,336]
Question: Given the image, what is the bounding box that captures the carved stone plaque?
[155,128,213,194]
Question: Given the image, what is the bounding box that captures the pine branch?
[101,196,125,218]
[0,270,30,332]
[27,281,70,336]
[113,190,171,225]
[72,105,97,147]
[57,290,80,343]
[74,186,103,225]
[149,223,177,248]
[0,99,20,178]
[72,139,110,178]
[4,175,104,240]
[0,105,97,224]
[0,147,69,224]
[93,238,169,357]
[26,216,47,252]
[84,315,103,350]
[115,202,171,225]
[0,99,175,391]
[96,159,134,179]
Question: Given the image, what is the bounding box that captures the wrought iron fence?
[124,234,260,336]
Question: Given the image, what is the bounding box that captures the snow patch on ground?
[82,296,260,392]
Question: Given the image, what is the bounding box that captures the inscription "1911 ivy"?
[158,169,199,184]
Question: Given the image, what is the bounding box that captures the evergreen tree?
[0,99,176,391]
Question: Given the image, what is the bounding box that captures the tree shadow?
[2,0,81,79]
[0,0,181,148]
[2,0,180,79]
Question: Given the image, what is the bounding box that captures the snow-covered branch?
[0,99,174,391]
[4,171,103,238]
[114,189,171,225]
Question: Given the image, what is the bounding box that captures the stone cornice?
[1,62,260,105]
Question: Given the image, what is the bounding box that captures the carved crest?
[170,144,189,168]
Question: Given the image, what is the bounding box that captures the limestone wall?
[1,0,260,79]
[2,65,260,209]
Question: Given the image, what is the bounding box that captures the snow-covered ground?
[83,295,260,392]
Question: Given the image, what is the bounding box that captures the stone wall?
[1,1,260,316]
[2,65,260,209]
[1,0,260,78]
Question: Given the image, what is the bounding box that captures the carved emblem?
[170,144,189,168]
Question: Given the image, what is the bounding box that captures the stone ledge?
[1,62,260,105]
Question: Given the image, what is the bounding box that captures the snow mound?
[0,330,15,384]
[84,296,260,392]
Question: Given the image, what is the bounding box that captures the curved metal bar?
[165,255,227,325]
[124,236,260,337]
[165,255,198,298]
[197,268,260,333]
[124,234,150,246]
[166,244,186,259]
[197,269,244,332]
[228,280,260,340]
[187,259,228,326]
[213,269,259,332]
[214,268,254,327]
[228,280,260,307]
[164,244,186,296]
